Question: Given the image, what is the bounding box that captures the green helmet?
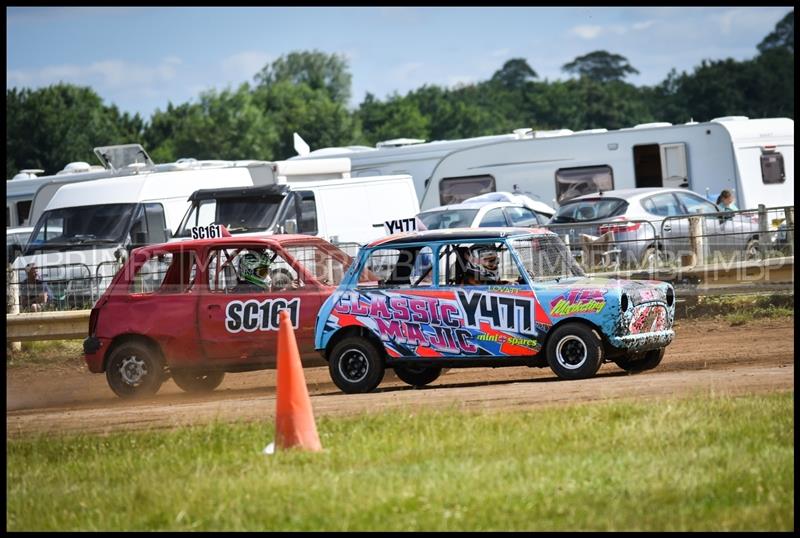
[239,252,271,289]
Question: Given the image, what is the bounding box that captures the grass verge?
[681,293,794,325]
[6,392,794,531]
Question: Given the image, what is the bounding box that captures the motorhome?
[291,117,793,211]
[173,171,420,246]
[12,157,347,302]
[7,144,152,228]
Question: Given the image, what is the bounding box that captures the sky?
[6,6,793,120]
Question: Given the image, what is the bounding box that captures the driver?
[462,246,506,286]
[234,251,272,292]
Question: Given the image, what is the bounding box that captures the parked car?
[314,227,676,394]
[417,200,550,231]
[84,231,357,398]
[547,188,764,268]
[7,226,34,265]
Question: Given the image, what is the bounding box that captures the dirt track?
[6,317,794,437]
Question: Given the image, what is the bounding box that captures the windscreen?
[510,235,585,281]
[24,203,137,254]
[176,197,284,236]
[550,198,628,223]
[418,209,479,229]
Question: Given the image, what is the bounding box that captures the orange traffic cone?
[273,309,322,452]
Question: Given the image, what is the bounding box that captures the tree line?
[6,11,793,178]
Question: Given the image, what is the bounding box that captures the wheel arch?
[103,333,165,372]
[324,326,386,362]
[541,317,606,352]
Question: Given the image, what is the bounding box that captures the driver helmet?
[239,251,272,289]
[465,246,500,282]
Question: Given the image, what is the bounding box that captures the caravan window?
[761,151,785,184]
[439,175,496,206]
[16,200,31,226]
[555,166,614,203]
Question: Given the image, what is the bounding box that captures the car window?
[505,206,540,227]
[674,192,717,215]
[284,243,351,287]
[417,209,479,230]
[207,246,301,294]
[478,208,508,227]
[437,241,521,286]
[129,250,198,294]
[551,198,627,223]
[510,236,584,281]
[358,246,433,288]
[642,193,683,217]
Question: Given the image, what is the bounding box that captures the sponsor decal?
[225,298,300,333]
[333,289,536,355]
[549,288,606,317]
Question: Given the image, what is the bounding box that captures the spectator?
[716,190,738,211]
[21,263,53,312]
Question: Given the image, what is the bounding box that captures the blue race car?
[315,228,675,394]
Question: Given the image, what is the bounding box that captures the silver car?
[547,188,764,268]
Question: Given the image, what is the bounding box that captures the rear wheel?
[105,341,165,398]
[394,365,442,388]
[328,337,385,394]
[171,369,225,393]
[545,323,604,380]
[615,348,665,373]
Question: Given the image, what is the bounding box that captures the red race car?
[84,232,355,398]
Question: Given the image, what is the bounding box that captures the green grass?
[682,293,794,325]
[5,339,84,368]
[7,392,794,531]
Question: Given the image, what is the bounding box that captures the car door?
[642,192,688,257]
[197,244,323,365]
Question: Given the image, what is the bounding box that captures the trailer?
[291,117,793,211]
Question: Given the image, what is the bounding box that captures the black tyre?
[615,348,665,373]
[394,365,442,388]
[328,337,385,394]
[545,323,604,380]
[171,368,225,393]
[105,341,165,398]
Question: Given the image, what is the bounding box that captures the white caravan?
[12,157,351,301]
[173,171,420,246]
[291,117,793,211]
[6,144,155,228]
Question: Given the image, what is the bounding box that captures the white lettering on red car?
[225,298,300,333]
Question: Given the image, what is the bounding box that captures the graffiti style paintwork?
[315,229,676,363]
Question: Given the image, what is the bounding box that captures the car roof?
[136,234,331,253]
[420,201,516,212]
[563,187,703,203]
[367,227,555,248]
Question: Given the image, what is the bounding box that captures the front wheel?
[394,365,442,388]
[615,348,665,373]
[545,323,604,380]
[105,341,165,398]
[171,369,225,393]
[328,337,385,394]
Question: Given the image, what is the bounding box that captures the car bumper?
[608,329,674,352]
[83,336,108,373]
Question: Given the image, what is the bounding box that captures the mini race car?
[84,232,354,398]
[315,228,676,394]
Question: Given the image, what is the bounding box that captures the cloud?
[7,56,183,90]
[220,50,273,82]
[632,20,655,31]
[570,25,603,39]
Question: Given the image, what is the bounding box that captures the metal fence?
[6,207,794,314]
[541,205,794,273]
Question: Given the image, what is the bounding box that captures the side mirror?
[132,231,148,247]
[284,218,298,235]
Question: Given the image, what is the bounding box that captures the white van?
[173,173,420,246]
[12,159,284,303]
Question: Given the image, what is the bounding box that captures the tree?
[562,50,640,82]
[254,50,352,106]
[757,10,794,54]
[490,58,538,89]
[355,92,429,145]
[6,84,144,177]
